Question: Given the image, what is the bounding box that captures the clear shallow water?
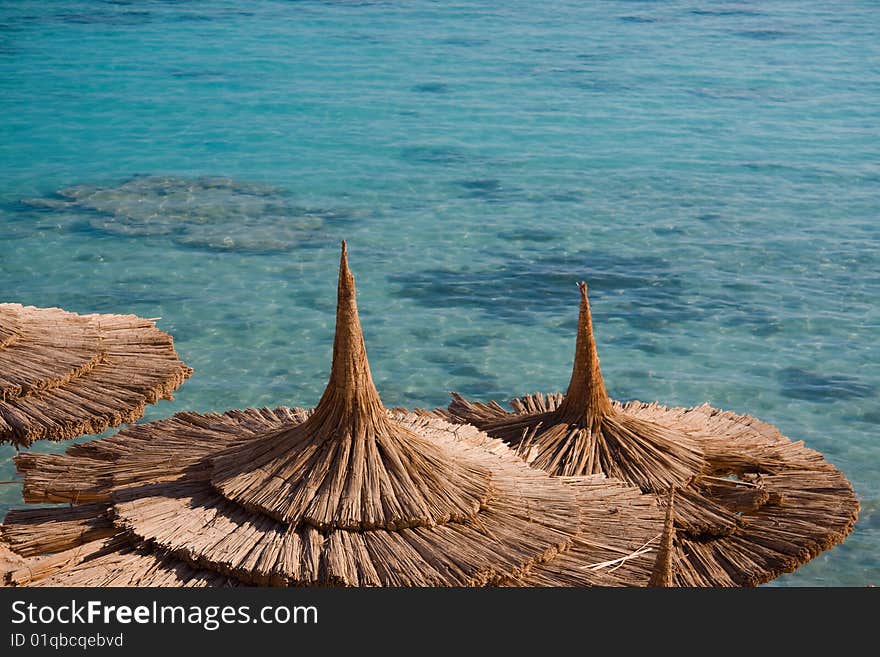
[0,0,877,586]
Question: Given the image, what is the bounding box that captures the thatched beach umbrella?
[1,245,666,587]
[444,283,859,586]
[0,303,191,447]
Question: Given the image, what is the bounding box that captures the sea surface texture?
[0,1,877,586]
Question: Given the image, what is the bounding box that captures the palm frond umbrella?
[1,245,665,588]
[0,303,191,447]
[443,283,859,586]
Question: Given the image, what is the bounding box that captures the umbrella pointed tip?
[648,488,677,587]
[556,277,612,421]
[659,487,676,537]
[663,487,676,522]
[339,239,350,271]
[338,240,355,295]
[322,239,386,414]
[577,280,589,303]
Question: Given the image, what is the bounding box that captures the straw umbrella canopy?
[0,303,192,447]
[443,283,859,586]
[1,245,666,588]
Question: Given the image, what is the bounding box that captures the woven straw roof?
[442,283,859,586]
[1,245,666,587]
[0,303,191,447]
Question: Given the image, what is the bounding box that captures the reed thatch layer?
[0,313,19,349]
[622,400,834,475]
[510,475,666,586]
[5,536,234,587]
[444,398,729,536]
[1,244,667,587]
[112,415,583,586]
[8,402,657,587]
[0,303,192,447]
[0,503,225,587]
[648,489,676,587]
[621,401,858,585]
[509,399,859,586]
[441,286,859,586]
[1,503,114,557]
[14,407,306,505]
[3,412,664,587]
[0,536,27,587]
[0,306,104,402]
[673,469,859,586]
[5,536,121,587]
[28,550,235,587]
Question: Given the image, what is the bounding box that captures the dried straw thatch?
[0,536,26,577]
[442,283,859,586]
[1,244,666,587]
[648,489,676,587]
[0,304,191,447]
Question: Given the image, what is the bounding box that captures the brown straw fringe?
[0,304,191,447]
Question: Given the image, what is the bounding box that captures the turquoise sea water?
[0,1,877,586]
